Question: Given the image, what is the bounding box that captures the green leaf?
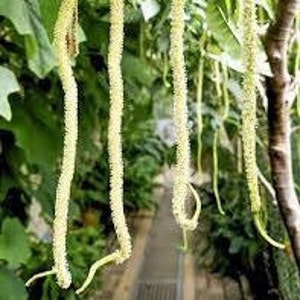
[0,94,62,166]
[0,0,55,78]
[0,218,31,267]
[38,0,61,41]
[206,3,241,57]
[0,267,28,300]
[0,0,32,35]
[24,0,56,78]
[0,67,20,121]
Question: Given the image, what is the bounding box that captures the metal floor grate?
[135,281,177,300]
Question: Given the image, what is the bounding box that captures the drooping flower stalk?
[242,0,284,249]
[211,61,229,216]
[52,0,79,288]
[170,0,201,241]
[76,0,131,293]
[26,0,79,288]
[196,54,204,181]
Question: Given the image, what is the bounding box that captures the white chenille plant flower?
[25,0,79,289]
[170,0,201,249]
[76,0,132,294]
[242,0,284,249]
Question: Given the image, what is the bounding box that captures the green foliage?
[0,267,28,300]
[0,218,31,267]
[269,204,300,300]
[0,0,55,78]
[0,97,62,166]
[206,1,241,57]
[195,178,262,276]
[68,226,106,287]
[24,225,106,299]
[38,0,60,41]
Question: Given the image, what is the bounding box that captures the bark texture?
[265,0,300,270]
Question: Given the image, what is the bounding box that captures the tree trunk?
[265,0,300,270]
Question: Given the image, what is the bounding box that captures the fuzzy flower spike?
[242,0,284,249]
[26,0,79,289]
[170,0,201,251]
[75,0,132,294]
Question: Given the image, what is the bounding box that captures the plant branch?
[265,0,300,270]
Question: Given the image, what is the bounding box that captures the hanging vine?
[196,43,205,182]
[211,61,229,215]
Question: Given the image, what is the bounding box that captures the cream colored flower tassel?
[170,0,201,248]
[26,0,79,288]
[76,0,131,294]
[242,0,284,249]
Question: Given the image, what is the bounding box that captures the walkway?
[132,184,183,300]
[95,171,252,300]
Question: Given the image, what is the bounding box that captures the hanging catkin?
[242,0,284,249]
[52,0,79,288]
[25,0,79,288]
[75,0,131,294]
[170,0,201,239]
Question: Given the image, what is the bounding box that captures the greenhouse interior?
[0,0,299,299]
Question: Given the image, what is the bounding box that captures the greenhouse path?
[131,179,183,300]
[94,170,252,300]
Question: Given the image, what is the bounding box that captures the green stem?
[253,213,285,249]
[139,21,144,60]
[214,61,222,98]
[76,251,120,294]
[180,229,188,253]
[188,183,202,223]
[197,55,204,180]
[213,130,225,215]
[221,62,229,120]
[163,52,170,87]
[179,184,202,252]
[25,269,56,287]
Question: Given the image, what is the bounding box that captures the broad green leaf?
[0,218,31,267]
[206,3,241,58]
[0,0,32,35]
[38,0,61,41]
[24,0,56,78]
[0,97,62,166]
[0,267,28,300]
[0,0,55,78]
[0,67,20,121]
